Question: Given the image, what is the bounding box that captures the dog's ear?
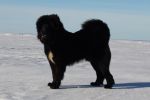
[52,14,60,21]
[49,14,63,30]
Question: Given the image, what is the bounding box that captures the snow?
[0,33,150,100]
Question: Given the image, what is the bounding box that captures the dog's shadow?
[114,82,150,89]
[60,82,150,89]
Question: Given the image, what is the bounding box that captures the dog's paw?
[90,82,103,87]
[48,82,60,89]
[104,82,115,89]
[104,79,115,89]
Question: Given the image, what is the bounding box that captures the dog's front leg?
[47,61,59,89]
[47,54,66,89]
[46,51,66,89]
[45,51,59,89]
[48,62,66,89]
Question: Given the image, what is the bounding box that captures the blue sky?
[0,0,150,40]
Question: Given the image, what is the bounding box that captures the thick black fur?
[36,14,115,89]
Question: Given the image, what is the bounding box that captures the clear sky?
[0,0,150,40]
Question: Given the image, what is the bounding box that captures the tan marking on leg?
[48,51,55,64]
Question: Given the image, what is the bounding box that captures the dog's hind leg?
[98,62,115,89]
[90,61,104,86]
[100,46,115,89]
[90,46,115,88]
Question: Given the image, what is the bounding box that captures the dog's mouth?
[38,33,47,43]
[41,34,47,40]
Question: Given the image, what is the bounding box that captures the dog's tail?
[82,19,110,46]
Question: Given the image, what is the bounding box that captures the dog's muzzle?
[41,35,46,40]
[38,33,47,43]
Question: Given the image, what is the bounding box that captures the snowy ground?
[0,33,150,100]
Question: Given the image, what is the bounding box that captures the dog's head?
[36,14,64,43]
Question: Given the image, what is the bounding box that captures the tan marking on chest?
[48,51,55,64]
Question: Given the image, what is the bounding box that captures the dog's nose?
[41,35,46,39]
[39,34,47,43]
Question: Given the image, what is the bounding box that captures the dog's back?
[61,19,111,62]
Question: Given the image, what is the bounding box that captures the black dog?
[36,14,115,89]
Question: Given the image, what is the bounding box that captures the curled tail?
[82,19,110,46]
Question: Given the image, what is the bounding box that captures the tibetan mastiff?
[36,14,115,89]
